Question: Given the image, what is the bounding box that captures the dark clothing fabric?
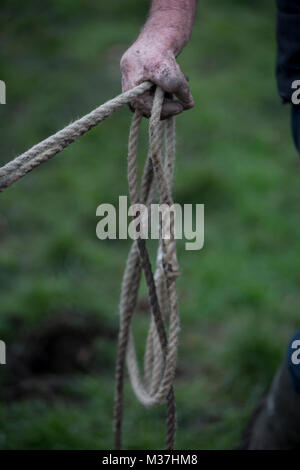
[276,0,300,103]
[291,104,300,152]
[287,329,300,394]
[276,0,300,154]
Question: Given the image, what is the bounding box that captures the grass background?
[0,0,299,449]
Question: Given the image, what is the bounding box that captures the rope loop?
[114,86,180,450]
[0,80,181,451]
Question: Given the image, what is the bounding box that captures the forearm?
[135,0,197,56]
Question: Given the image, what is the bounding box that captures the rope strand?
[0,81,181,450]
[0,81,152,192]
[114,87,180,450]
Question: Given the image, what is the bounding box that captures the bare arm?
[121,0,197,119]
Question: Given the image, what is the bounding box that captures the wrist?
[129,34,176,61]
[137,10,193,57]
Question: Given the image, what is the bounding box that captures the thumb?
[153,62,194,110]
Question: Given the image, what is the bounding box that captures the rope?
[114,87,180,450]
[0,81,181,450]
[0,81,152,192]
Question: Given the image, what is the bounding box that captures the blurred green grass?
[0,0,300,450]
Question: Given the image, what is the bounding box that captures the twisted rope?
[114,87,180,450]
[0,81,181,450]
[0,81,152,192]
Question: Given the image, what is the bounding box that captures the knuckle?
[183,98,194,110]
[135,97,151,113]
[167,76,183,93]
[157,68,184,93]
[120,54,129,71]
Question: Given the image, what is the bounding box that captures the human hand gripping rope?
[0,83,182,450]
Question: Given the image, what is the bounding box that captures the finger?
[133,92,154,118]
[125,90,152,117]
[154,69,194,110]
[160,99,183,120]
[161,75,194,110]
[173,79,194,110]
[135,95,184,120]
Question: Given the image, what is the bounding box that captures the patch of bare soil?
[1,313,116,402]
